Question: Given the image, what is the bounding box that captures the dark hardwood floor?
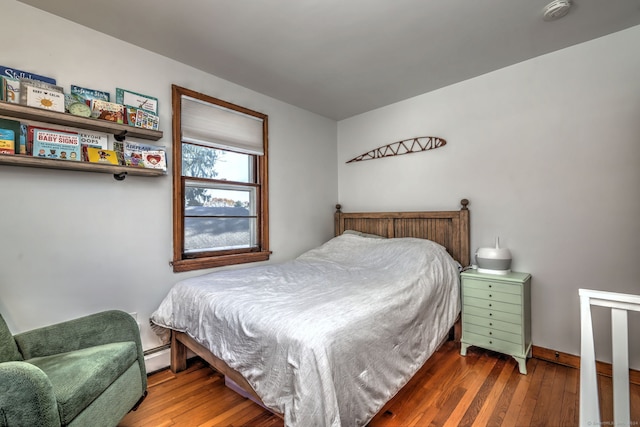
[119,341,640,426]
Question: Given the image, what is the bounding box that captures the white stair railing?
[579,288,640,427]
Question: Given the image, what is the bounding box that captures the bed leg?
[170,331,188,373]
[449,315,462,342]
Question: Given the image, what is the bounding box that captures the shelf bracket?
[113,172,127,181]
[114,130,128,142]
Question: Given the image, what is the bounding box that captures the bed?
[150,199,470,427]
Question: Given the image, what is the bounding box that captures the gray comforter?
[151,233,460,427]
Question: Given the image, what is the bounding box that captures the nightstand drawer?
[463,323,522,344]
[463,278,522,295]
[462,305,522,324]
[463,286,521,304]
[463,297,522,315]
[463,331,523,355]
[463,313,521,334]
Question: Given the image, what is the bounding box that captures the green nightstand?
[460,269,532,374]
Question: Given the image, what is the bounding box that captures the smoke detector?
[543,0,572,21]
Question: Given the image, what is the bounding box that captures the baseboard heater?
[143,345,171,374]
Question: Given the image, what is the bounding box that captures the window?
[171,85,269,272]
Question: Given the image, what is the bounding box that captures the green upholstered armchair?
[0,310,147,427]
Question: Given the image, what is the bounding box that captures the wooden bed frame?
[170,199,471,415]
[334,199,470,267]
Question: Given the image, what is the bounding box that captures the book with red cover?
[26,125,76,155]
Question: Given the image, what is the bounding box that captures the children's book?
[90,99,125,124]
[32,129,81,161]
[78,131,108,149]
[23,85,65,112]
[1,76,20,104]
[122,140,165,168]
[86,147,119,165]
[126,105,160,130]
[116,88,158,114]
[18,123,27,155]
[141,150,166,170]
[0,66,56,85]
[0,129,14,154]
[70,85,110,103]
[19,78,64,105]
[0,118,22,154]
[26,125,65,155]
[78,131,109,160]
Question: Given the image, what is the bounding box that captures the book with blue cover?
[18,123,27,154]
[0,118,22,154]
[0,66,56,85]
[121,140,165,168]
[0,129,14,154]
[32,129,81,161]
[71,85,110,103]
[1,67,56,104]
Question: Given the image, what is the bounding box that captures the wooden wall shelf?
[0,101,165,180]
[0,154,165,179]
[0,101,163,141]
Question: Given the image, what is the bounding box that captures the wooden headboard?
[334,199,471,267]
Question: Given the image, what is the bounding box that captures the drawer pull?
[489,304,492,307]
[489,294,492,298]
[489,322,493,326]
[489,313,493,316]
[489,285,492,288]
[489,340,493,344]
[489,332,493,335]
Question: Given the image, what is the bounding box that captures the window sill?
[172,251,271,273]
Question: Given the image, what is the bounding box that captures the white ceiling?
[17,0,640,120]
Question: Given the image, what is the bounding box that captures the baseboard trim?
[532,345,640,385]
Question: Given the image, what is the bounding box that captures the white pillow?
[342,229,386,239]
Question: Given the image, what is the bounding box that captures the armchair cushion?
[0,314,22,363]
[27,341,137,425]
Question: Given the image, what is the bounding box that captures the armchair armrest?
[13,310,146,390]
[0,361,60,427]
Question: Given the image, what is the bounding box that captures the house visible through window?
[171,85,270,272]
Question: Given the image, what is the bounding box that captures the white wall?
[3,0,638,372]
[0,1,338,353]
[338,25,640,367]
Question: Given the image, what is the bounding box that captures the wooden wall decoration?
[346,136,446,163]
